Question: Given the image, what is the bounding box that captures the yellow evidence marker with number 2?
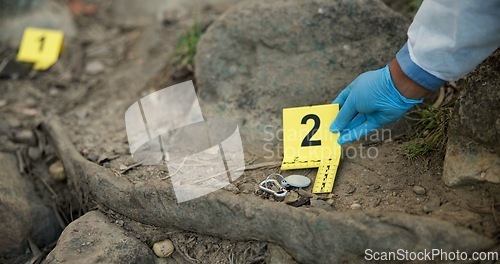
[281,104,341,194]
[16,27,64,70]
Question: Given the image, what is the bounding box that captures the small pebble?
[87,152,100,162]
[423,197,440,213]
[49,160,66,181]
[28,147,42,161]
[153,239,175,258]
[412,185,427,195]
[297,189,313,198]
[75,110,88,120]
[85,60,105,75]
[49,88,59,96]
[346,184,356,194]
[423,205,433,213]
[97,153,109,164]
[350,203,362,210]
[284,191,299,204]
[223,184,240,194]
[5,117,21,128]
[13,129,37,146]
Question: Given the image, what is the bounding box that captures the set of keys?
[259,173,311,198]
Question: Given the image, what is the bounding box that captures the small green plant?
[174,22,202,69]
[404,104,452,159]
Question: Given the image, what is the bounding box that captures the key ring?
[259,173,287,198]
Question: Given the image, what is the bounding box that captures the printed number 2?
[301,114,321,147]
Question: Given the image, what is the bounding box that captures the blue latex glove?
[330,65,423,145]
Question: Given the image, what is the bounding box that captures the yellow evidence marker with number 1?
[281,104,341,194]
[16,27,64,70]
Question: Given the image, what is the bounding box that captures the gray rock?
[45,211,156,264]
[0,0,76,47]
[0,152,61,256]
[195,0,408,161]
[450,51,499,152]
[443,50,500,186]
[443,138,500,186]
[412,185,426,195]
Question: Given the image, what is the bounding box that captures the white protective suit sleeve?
[395,0,500,90]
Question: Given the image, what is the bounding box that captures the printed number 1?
[39,36,45,51]
[301,114,321,147]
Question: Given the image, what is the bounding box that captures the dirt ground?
[0,0,499,263]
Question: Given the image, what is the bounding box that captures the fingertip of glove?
[330,123,340,133]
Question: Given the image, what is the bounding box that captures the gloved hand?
[330,65,422,145]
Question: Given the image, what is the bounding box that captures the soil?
[0,0,499,263]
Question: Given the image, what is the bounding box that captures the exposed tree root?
[42,116,494,263]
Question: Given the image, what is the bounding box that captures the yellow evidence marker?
[281,104,341,194]
[16,27,64,70]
